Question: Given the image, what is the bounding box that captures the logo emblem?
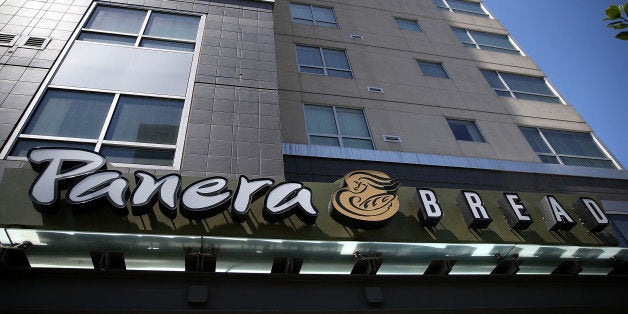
[329,170,400,229]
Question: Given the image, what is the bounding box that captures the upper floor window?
[290,3,337,28]
[519,127,617,169]
[453,28,520,55]
[481,70,562,104]
[296,45,353,78]
[433,0,489,17]
[417,60,449,79]
[447,119,485,142]
[304,105,373,149]
[395,18,422,32]
[0,4,203,168]
[79,6,199,52]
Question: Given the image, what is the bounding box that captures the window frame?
[295,45,353,78]
[481,70,564,104]
[304,105,374,150]
[289,3,338,28]
[519,127,619,169]
[446,118,485,142]
[453,28,522,55]
[395,17,422,32]
[417,60,450,79]
[0,3,205,170]
[433,0,491,17]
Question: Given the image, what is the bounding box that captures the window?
[433,0,489,17]
[481,70,562,103]
[290,3,337,28]
[519,127,617,169]
[9,89,184,166]
[417,61,449,78]
[304,105,373,149]
[447,119,485,142]
[1,4,202,168]
[453,28,520,55]
[395,18,422,32]
[296,45,353,78]
[79,6,200,52]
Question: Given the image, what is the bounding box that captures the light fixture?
[551,260,582,275]
[90,251,126,270]
[424,259,456,275]
[491,253,521,275]
[351,252,383,275]
[271,257,304,274]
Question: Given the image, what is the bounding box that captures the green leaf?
[616,31,628,40]
[625,2,628,16]
[606,5,622,19]
[611,23,628,29]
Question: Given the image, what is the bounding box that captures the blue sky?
[482,0,628,168]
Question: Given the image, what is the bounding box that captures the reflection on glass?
[78,32,136,46]
[105,96,183,145]
[418,61,449,78]
[100,146,174,166]
[85,6,146,34]
[396,18,422,32]
[140,39,195,52]
[144,12,200,41]
[10,139,94,157]
[447,119,484,142]
[23,90,113,139]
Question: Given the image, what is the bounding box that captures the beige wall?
[274,0,590,163]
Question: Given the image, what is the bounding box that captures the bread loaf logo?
[329,170,400,229]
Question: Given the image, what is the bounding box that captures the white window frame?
[434,0,492,18]
[482,70,564,104]
[0,3,206,171]
[520,127,620,169]
[295,45,353,78]
[289,3,338,28]
[454,28,522,55]
[304,105,374,149]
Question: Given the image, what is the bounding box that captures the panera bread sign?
[26,148,610,233]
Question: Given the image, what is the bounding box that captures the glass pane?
[310,136,340,147]
[447,119,484,142]
[396,18,422,32]
[561,157,616,169]
[290,3,313,21]
[10,139,95,157]
[105,96,183,145]
[480,70,507,90]
[470,31,516,50]
[495,90,512,97]
[500,73,555,96]
[432,0,447,8]
[448,0,487,15]
[542,129,606,158]
[296,46,323,67]
[144,12,199,41]
[418,61,449,78]
[453,28,473,43]
[100,146,174,166]
[299,66,325,75]
[322,49,350,70]
[312,6,336,24]
[336,108,370,137]
[85,6,146,34]
[479,45,520,55]
[327,69,353,78]
[77,32,136,45]
[305,105,337,135]
[538,155,560,164]
[610,215,628,245]
[140,39,195,52]
[513,92,562,103]
[23,90,112,139]
[519,127,552,153]
[343,138,374,150]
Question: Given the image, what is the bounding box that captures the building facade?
[0,0,627,312]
